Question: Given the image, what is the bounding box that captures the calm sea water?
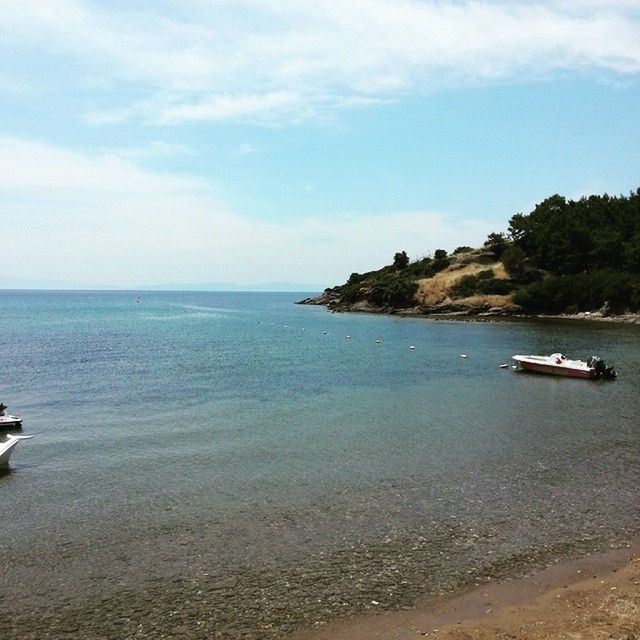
[1,291,639,635]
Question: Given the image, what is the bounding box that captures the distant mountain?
[134,281,323,292]
[0,277,322,292]
[0,276,117,290]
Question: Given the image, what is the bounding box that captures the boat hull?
[518,359,595,379]
[0,415,23,430]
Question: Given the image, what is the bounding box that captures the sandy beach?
[2,293,639,640]
[293,544,640,640]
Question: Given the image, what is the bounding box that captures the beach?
[1,291,639,639]
[295,545,640,640]
[2,535,637,639]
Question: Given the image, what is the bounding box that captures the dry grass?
[416,262,508,306]
[454,294,512,309]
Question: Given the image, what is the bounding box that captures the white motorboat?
[0,434,35,468]
[512,353,616,379]
[0,414,23,430]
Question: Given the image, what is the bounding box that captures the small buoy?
[460,354,468,358]
[346,335,351,339]
[410,345,416,350]
[284,325,288,328]
[323,331,327,335]
[375,339,381,344]
[499,363,508,368]
[301,328,305,332]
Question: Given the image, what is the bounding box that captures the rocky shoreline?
[297,291,640,324]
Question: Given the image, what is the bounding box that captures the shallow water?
[1,291,639,638]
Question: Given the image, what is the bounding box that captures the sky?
[1,0,639,289]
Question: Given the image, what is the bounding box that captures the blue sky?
[0,0,639,288]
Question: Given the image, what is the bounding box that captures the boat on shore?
[512,353,616,379]
[0,434,35,468]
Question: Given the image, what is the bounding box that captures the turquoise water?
[1,291,639,635]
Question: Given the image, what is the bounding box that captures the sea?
[1,290,639,639]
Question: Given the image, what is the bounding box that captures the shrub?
[452,274,480,298]
[451,271,512,298]
[512,271,640,314]
[484,232,508,259]
[477,278,513,295]
[383,279,418,307]
[393,251,410,269]
[432,257,450,273]
[405,258,434,278]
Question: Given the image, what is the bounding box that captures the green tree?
[483,232,508,259]
[393,251,410,269]
[501,245,528,281]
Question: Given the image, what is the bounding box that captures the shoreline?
[299,297,640,325]
[4,514,637,639]
[291,542,640,640]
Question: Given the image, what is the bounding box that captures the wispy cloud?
[0,137,204,192]
[1,0,638,124]
[97,140,193,160]
[0,137,499,286]
[235,143,257,156]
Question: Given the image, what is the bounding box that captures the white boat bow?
[0,414,23,429]
[0,434,35,468]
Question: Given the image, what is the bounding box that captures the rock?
[348,300,377,312]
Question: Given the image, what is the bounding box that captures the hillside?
[299,247,518,315]
[299,188,640,318]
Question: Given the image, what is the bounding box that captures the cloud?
[153,92,302,124]
[96,140,194,160]
[0,0,638,124]
[0,138,499,286]
[235,143,257,156]
[0,137,205,192]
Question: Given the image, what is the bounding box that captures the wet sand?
[293,543,640,640]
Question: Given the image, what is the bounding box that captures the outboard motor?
[588,356,616,380]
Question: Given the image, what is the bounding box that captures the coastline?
[3,293,639,640]
[298,295,640,325]
[291,542,640,640]
[3,534,637,639]
[4,512,637,639]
